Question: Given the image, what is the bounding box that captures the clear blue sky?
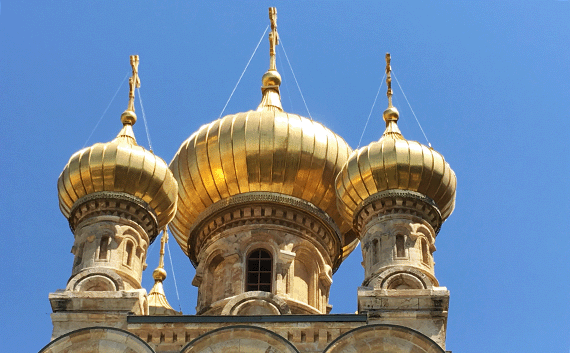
[1,1,569,352]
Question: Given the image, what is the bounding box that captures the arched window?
[372,239,379,265]
[421,238,429,264]
[98,236,109,260]
[396,235,405,258]
[246,249,272,292]
[74,243,84,267]
[125,241,134,266]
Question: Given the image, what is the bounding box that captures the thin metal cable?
[165,229,182,311]
[279,38,312,120]
[136,88,153,152]
[82,72,129,148]
[392,70,431,147]
[277,50,293,111]
[219,25,269,118]
[357,72,386,149]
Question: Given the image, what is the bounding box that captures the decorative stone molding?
[69,191,159,241]
[187,192,343,271]
[323,324,446,353]
[366,266,437,289]
[221,291,292,315]
[66,268,125,291]
[40,326,155,353]
[180,325,301,353]
[354,190,442,235]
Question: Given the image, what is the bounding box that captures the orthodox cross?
[268,7,279,71]
[385,53,393,107]
[127,55,141,112]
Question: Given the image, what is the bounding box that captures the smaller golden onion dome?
[57,55,178,232]
[336,54,456,227]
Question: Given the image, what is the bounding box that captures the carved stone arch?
[362,222,386,238]
[243,238,279,261]
[367,266,437,289]
[323,324,445,353]
[181,325,300,353]
[388,221,413,237]
[204,248,229,306]
[291,244,325,273]
[66,268,124,291]
[221,291,291,315]
[39,326,155,353]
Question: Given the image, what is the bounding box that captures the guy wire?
[392,70,431,147]
[82,72,129,149]
[279,38,312,120]
[357,72,386,149]
[137,88,153,152]
[219,25,270,119]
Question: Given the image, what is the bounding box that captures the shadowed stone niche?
[181,326,300,353]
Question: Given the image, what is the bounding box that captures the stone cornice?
[187,192,343,270]
[69,191,159,241]
[354,190,442,235]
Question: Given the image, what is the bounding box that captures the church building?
[41,8,456,353]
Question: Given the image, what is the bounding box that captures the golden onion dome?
[169,106,353,256]
[169,9,355,258]
[57,55,178,231]
[336,54,456,227]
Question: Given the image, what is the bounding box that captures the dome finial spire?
[121,55,140,126]
[381,53,403,140]
[257,7,283,112]
[148,228,178,315]
[117,55,140,144]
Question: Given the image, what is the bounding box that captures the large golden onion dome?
[169,10,355,259]
[336,54,456,228]
[57,56,178,233]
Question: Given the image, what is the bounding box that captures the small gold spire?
[153,228,168,282]
[381,53,403,140]
[257,7,283,112]
[121,55,140,126]
[148,228,178,315]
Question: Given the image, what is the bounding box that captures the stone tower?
[49,55,178,338]
[336,54,456,347]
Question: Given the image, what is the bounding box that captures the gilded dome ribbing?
[169,110,353,256]
[57,56,178,232]
[336,54,456,227]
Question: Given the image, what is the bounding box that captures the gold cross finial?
[268,7,279,71]
[127,55,140,112]
[386,53,393,107]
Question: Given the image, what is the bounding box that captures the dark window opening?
[126,241,134,266]
[421,238,429,264]
[246,249,272,292]
[99,236,109,260]
[396,235,405,258]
